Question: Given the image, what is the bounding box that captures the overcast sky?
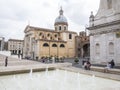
[0,0,100,41]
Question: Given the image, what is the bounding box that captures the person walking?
[5,57,8,67]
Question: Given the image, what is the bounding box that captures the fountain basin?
[0,69,120,90]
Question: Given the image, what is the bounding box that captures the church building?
[87,0,120,64]
[23,8,77,59]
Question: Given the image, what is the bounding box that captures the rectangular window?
[59,26,61,30]
[107,0,112,9]
[69,34,72,39]
[64,27,66,30]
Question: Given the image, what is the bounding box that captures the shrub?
[74,57,79,63]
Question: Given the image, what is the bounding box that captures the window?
[95,43,100,55]
[64,26,66,30]
[52,44,57,47]
[60,44,65,48]
[50,37,52,40]
[55,27,57,31]
[69,34,72,39]
[109,42,114,55]
[55,34,57,37]
[42,35,44,39]
[59,26,61,30]
[39,32,42,36]
[107,0,112,9]
[47,33,50,37]
[43,43,49,47]
[78,48,80,51]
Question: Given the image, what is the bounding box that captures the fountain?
[29,68,33,78]
[0,69,120,90]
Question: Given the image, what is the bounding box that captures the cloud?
[0,0,100,41]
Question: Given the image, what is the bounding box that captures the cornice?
[87,20,120,30]
[37,39,67,43]
[90,29,120,36]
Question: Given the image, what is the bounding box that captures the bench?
[90,66,120,75]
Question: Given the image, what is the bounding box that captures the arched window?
[43,43,49,47]
[109,42,114,55]
[95,43,100,55]
[52,44,57,47]
[69,34,72,39]
[39,32,42,36]
[60,44,65,48]
[47,33,50,37]
[54,34,57,37]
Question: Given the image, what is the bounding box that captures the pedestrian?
[109,59,115,68]
[5,57,8,67]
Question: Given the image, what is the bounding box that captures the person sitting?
[84,61,87,70]
[84,61,91,70]
[86,61,91,70]
[109,59,115,68]
[104,62,111,73]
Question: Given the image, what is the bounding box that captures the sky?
[0,0,100,41]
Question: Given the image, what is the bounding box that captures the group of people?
[82,59,115,71]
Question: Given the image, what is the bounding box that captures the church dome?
[54,8,68,25]
[55,15,67,23]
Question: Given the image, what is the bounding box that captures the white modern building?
[0,37,5,51]
[87,0,120,64]
[8,39,23,55]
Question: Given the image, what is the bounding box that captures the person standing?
[5,57,8,67]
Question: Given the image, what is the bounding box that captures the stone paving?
[0,54,120,81]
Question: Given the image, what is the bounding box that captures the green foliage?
[74,57,79,63]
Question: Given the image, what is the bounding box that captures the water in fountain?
[0,69,120,90]
[13,75,16,80]
[45,66,48,76]
[29,68,33,78]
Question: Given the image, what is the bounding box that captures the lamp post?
[57,41,59,58]
[49,41,50,60]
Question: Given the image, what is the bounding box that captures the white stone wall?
[90,32,120,64]
[94,0,120,26]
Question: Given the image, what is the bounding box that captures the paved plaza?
[0,54,120,82]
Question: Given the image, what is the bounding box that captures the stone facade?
[23,8,77,59]
[8,39,23,55]
[75,32,90,58]
[87,0,120,64]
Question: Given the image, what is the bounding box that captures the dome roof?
[55,15,67,23]
[54,7,68,25]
